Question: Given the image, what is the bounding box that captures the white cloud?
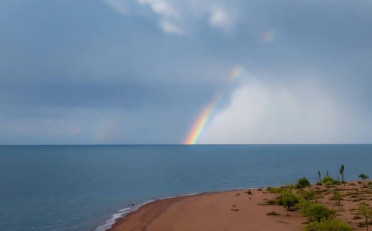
[159,20,183,35]
[209,7,236,30]
[137,0,179,18]
[103,0,240,34]
[199,79,371,144]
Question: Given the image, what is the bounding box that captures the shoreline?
[106,188,305,231]
[104,181,372,231]
[97,190,235,231]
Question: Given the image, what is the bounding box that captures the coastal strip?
[108,189,304,231]
[107,180,372,231]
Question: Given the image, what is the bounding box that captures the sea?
[0,145,371,231]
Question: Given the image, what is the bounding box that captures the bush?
[322,176,335,184]
[297,189,318,201]
[278,190,298,211]
[296,177,311,189]
[267,187,282,194]
[298,201,335,222]
[284,183,294,190]
[305,218,352,231]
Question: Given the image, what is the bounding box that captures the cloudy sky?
[1,0,372,144]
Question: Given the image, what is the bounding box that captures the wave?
[94,200,153,231]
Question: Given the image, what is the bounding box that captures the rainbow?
[261,29,275,43]
[184,66,244,145]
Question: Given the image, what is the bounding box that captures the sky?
[1,0,372,144]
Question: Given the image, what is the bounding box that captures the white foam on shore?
[94,200,154,231]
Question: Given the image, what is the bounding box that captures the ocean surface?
[0,145,371,231]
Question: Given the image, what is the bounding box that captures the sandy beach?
[109,182,372,231]
[109,189,305,231]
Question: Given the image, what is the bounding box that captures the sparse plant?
[339,164,345,184]
[359,174,369,187]
[266,211,280,216]
[331,191,342,206]
[357,203,372,231]
[317,170,322,186]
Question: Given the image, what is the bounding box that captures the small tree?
[299,202,336,223]
[296,177,311,189]
[279,190,298,215]
[359,174,369,187]
[357,203,372,231]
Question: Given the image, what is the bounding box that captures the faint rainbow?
[95,118,119,143]
[261,29,275,43]
[184,66,244,145]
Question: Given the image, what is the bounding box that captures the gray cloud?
[0,0,371,144]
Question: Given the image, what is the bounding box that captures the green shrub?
[278,190,298,211]
[296,177,311,189]
[322,176,335,184]
[305,218,352,231]
[298,201,335,222]
[284,183,294,190]
[267,187,282,194]
[297,189,318,201]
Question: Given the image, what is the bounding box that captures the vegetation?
[278,190,298,212]
[267,187,282,194]
[261,166,371,231]
[317,170,322,186]
[305,218,352,231]
[296,177,311,189]
[357,203,372,231]
[297,189,318,201]
[322,176,335,185]
[284,183,294,190]
[339,164,345,184]
[359,174,369,186]
[298,201,335,223]
[331,191,342,206]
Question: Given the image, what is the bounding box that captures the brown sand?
[109,181,372,231]
[109,189,305,231]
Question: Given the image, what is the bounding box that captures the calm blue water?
[0,145,371,231]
